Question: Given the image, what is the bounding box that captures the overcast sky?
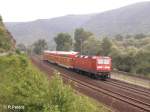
[0,0,149,22]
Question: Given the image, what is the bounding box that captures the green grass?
[76,92,112,112]
[0,54,110,112]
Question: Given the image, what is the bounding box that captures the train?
[43,50,112,80]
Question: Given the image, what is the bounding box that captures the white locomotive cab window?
[103,59,109,64]
[97,59,103,64]
[97,59,109,64]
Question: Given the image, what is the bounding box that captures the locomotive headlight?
[97,66,103,68]
[105,66,110,69]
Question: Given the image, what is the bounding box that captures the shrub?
[0,54,50,112]
[45,72,99,112]
[0,54,101,112]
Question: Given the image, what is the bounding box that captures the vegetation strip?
[0,54,106,112]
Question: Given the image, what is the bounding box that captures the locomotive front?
[96,56,112,79]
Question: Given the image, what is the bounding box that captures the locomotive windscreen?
[97,58,110,64]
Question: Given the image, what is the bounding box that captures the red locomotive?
[43,50,112,80]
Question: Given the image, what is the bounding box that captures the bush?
[135,50,150,75]
[0,54,50,112]
[0,54,101,112]
[44,72,99,112]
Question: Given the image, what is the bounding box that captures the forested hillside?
[5,15,93,46]
[83,2,150,36]
[5,1,150,45]
[0,16,15,52]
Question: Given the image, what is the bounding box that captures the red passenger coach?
[43,50,112,80]
[43,50,78,68]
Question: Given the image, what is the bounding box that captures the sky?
[0,0,149,22]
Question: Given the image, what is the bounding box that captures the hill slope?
[5,2,150,46]
[0,16,15,52]
[83,2,150,36]
[5,15,93,45]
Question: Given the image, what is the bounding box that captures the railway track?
[60,72,150,112]
[61,71,150,111]
[105,79,150,97]
[31,56,150,112]
[107,79,150,95]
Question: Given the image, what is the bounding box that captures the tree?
[82,36,101,55]
[17,43,26,52]
[99,37,112,56]
[143,43,150,51]
[74,28,93,54]
[134,33,146,39]
[54,33,72,51]
[125,34,132,39]
[0,16,2,21]
[115,34,124,41]
[135,50,150,75]
[33,39,48,54]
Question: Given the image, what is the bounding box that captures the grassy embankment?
[0,54,111,112]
